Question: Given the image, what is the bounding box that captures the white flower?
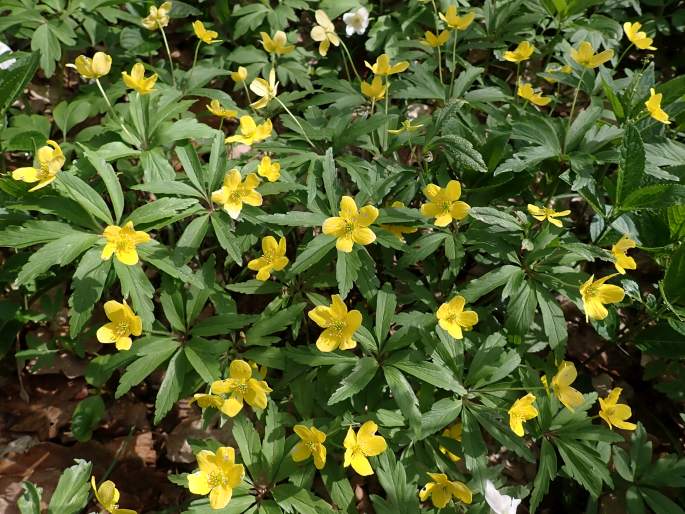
[343,7,369,36]
[0,42,16,70]
[484,480,521,514]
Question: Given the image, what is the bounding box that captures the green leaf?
[31,24,60,77]
[154,349,187,424]
[640,489,685,514]
[428,135,488,173]
[383,366,422,436]
[336,249,360,299]
[469,207,523,231]
[53,99,91,137]
[47,459,92,514]
[113,260,155,330]
[461,408,487,472]
[469,404,534,462]
[392,359,466,394]
[210,212,243,265]
[115,340,178,398]
[138,241,199,286]
[555,438,612,497]
[328,357,378,404]
[191,314,257,337]
[174,215,210,265]
[375,287,397,344]
[126,197,199,227]
[662,244,685,311]
[536,289,568,351]
[71,395,105,442]
[141,148,175,181]
[0,52,40,115]
[262,401,286,481]
[636,321,685,358]
[156,118,217,143]
[244,303,306,346]
[0,220,77,248]
[176,144,206,193]
[616,125,645,207]
[17,482,42,514]
[505,275,538,335]
[398,233,449,267]
[55,173,113,225]
[184,338,224,383]
[68,249,111,337]
[272,484,323,514]
[420,398,461,439]
[288,235,336,275]
[530,439,557,514]
[564,105,602,152]
[224,280,283,294]
[81,147,125,223]
[257,211,328,227]
[322,147,340,214]
[622,184,685,210]
[17,232,99,285]
[232,414,264,476]
[130,180,205,199]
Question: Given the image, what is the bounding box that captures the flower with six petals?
[260,30,294,55]
[527,204,571,227]
[612,235,637,274]
[571,41,614,69]
[322,196,378,252]
[225,116,273,146]
[11,140,64,191]
[599,387,637,430]
[187,447,245,510]
[437,296,478,340]
[310,10,340,56]
[645,88,670,124]
[360,76,387,101]
[91,476,137,514]
[503,41,535,62]
[211,169,262,219]
[101,222,151,265]
[419,473,472,508]
[122,63,158,95]
[248,236,289,280]
[193,20,220,44]
[257,155,281,182]
[291,425,327,469]
[308,294,362,352]
[343,421,387,476]
[508,393,538,437]
[96,300,142,351]
[210,359,272,416]
[579,274,625,321]
[623,22,656,50]
[551,361,584,411]
[420,180,470,227]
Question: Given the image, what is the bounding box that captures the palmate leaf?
[68,247,111,337]
[46,459,92,514]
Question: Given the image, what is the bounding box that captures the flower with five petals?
[11,140,64,191]
[503,41,535,62]
[248,236,289,281]
[72,52,112,79]
[439,6,476,30]
[122,63,157,95]
[437,295,478,340]
[599,387,637,430]
[211,169,262,219]
[231,66,248,83]
[101,222,151,265]
[225,116,273,146]
[612,235,637,274]
[343,7,369,36]
[291,425,327,469]
[419,473,472,508]
[571,41,614,69]
[527,204,571,227]
[260,30,294,55]
[193,20,220,44]
[187,447,245,510]
[96,300,142,351]
[508,393,538,436]
[257,155,280,182]
[210,359,272,416]
[308,294,362,352]
[250,68,278,110]
[420,180,470,227]
[439,422,462,462]
[360,76,386,101]
[206,99,237,119]
[551,361,584,411]
[623,22,656,50]
[322,196,378,252]
[364,53,409,76]
[645,88,670,124]
[142,1,172,30]
[517,81,551,106]
[422,30,450,48]
[579,274,625,321]
[310,10,340,56]
[343,421,387,476]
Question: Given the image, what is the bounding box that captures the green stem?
[448,30,458,98]
[616,43,633,69]
[436,46,443,84]
[567,69,586,132]
[275,97,315,148]
[186,40,201,90]
[340,41,361,81]
[383,77,391,150]
[242,82,253,105]
[95,79,137,144]
[160,26,176,88]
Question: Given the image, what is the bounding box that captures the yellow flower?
[11,140,64,191]
[380,201,418,242]
[260,30,295,56]
[439,6,476,30]
[210,359,272,416]
[343,421,387,476]
[231,66,248,83]
[645,88,670,124]
[436,295,478,340]
[187,447,245,510]
[543,64,572,83]
[579,274,625,322]
[72,52,112,79]
[599,387,637,431]
[210,169,262,220]
[121,63,157,95]
[190,393,225,410]
[420,180,470,227]
[527,204,571,227]
[571,41,614,69]
[257,155,280,182]
[623,22,656,51]
[96,300,142,351]
[248,236,289,281]
[612,235,637,274]
[551,361,584,411]
[365,53,410,76]
[322,196,378,252]
[225,116,273,146]
[206,99,237,119]
[439,422,462,462]
[360,76,387,101]
[91,476,137,514]
[291,425,327,469]
[310,10,340,56]
[517,81,551,106]
[192,20,220,44]
[250,68,278,110]
[308,294,362,352]
[101,221,151,266]
[387,120,424,134]
[419,473,472,508]
[142,1,172,30]
[422,30,450,48]
[503,41,535,62]
[508,393,538,437]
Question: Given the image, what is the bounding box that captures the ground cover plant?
[1,0,685,513]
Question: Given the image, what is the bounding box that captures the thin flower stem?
[159,26,176,88]
[383,78,391,150]
[448,30,458,98]
[218,118,224,132]
[429,0,443,84]
[95,79,137,143]
[275,97,315,148]
[514,62,520,104]
[567,69,586,132]
[242,82,252,104]
[436,46,444,84]
[340,41,361,81]
[616,43,633,69]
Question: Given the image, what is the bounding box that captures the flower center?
[262,251,274,264]
[207,470,229,488]
[344,222,355,235]
[305,440,317,452]
[114,321,130,337]
[441,201,452,213]
[115,234,133,252]
[229,190,243,202]
[232,380,248,395]
[329,320,346,334]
